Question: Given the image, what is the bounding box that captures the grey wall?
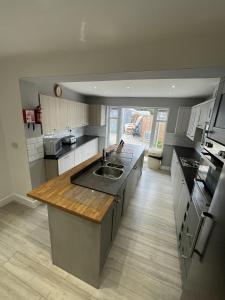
[85,96,205,167]
[20,80,85,117]
[19,79,87,188]
[86,96,203,132]
[35,81,85,102]
[20,79,86,139]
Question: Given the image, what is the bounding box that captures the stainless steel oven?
[197,150,223,197]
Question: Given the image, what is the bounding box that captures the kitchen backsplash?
[84,125,107,150]
[84,125,106,137]
[26,136,44,162]
[45,127,85,139]
[26,126,103,162]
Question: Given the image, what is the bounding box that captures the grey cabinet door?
[186,201,200,243]
[179,232,191,282]
[100,203,114,270]
[176,183,190,235]
[123,169,135,214]
[179,200,200,283]
[112,194,124,241]
[100,192,125,270]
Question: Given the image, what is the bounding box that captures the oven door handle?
[190,211,214,258]
[200,152,217,171]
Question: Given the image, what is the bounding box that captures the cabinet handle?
[185,233,193,238]
[190,211,213,258]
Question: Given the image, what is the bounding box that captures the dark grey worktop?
[174,146,201,193]
[44,135,98,160]
[71,144,145,196]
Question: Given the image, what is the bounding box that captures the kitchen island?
[28,144,144,288]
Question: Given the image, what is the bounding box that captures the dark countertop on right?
[174,146,201,194]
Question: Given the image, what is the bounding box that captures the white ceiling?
[61,78,220,98]
[0,0,225,57]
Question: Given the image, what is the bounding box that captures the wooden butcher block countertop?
[27,153,115,223]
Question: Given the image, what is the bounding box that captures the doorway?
[107,107,169,150]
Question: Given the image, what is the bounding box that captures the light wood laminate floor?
[0,162,181,300]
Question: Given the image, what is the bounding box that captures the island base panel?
[48,205,101,288]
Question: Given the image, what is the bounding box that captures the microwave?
[43,138,62,156]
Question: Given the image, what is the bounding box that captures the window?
[153,109,168,149]
[108,107,121,145]
[107,107,169,151]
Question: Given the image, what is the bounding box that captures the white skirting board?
[0,194,13,207]
[0,193,40,208]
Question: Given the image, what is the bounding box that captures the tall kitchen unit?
[181,164,225,300]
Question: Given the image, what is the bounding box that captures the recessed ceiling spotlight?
[93,86,97,89]
[126,86,131,89]
[171,85,176,88]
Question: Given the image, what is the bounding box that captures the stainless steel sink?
[107,162,124,169]
[93,166,123,180]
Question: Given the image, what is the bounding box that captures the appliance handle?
[201,122,209,145]
[190,211,214,258]
[200,152,217,171]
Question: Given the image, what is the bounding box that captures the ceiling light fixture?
[171,85,176,88]
[126,86,131,89]
[93,86,97,89]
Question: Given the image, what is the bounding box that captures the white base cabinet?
[46,138,99,178]
[74,138,98,167]
[171,150,191,236]
[58,151,75,175]
[186,99,215,141]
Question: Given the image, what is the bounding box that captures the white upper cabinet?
[40,95,89,134]
[80,102,89,127]
[186,99,215,141]
[40,95,50,135]
[197,102,209,129]
[67,100,76,129]
[56,98,68,131]
[175,107,191,135]
[187,106,200,140]
[207,99,215,123]
[40,95,58,134]
[89,104,106,126]
[84,103,89,126]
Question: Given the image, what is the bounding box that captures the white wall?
[0,115,11,200]
[0,45,225,199]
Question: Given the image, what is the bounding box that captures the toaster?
[62,135,77,144]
